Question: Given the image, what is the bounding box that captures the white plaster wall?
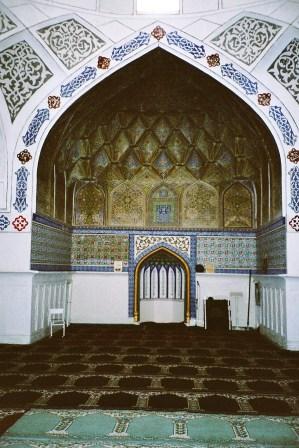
[0,272,71,344]
[0,233,32,271]
[0,273,34,344]
[255,275,287,348]
[71,272,130,323]
[140,300,184,323]
[284,276,299,350]
[196,273,256,329]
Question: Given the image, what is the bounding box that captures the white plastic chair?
[49,308,66,337]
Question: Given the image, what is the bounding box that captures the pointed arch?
[134,246,191,322]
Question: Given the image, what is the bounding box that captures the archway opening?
[36,48,282,230]
[134,247,190,323]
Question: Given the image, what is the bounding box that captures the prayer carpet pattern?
[1,409,299,448]
[0,324,298,418]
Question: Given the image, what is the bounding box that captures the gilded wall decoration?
[211,16,281,65]
[268,38,299,104]
[151,26,166,41]
[258,93,271,106]
[223,183,252,228]
[74,183,105,225]
[111,183,144,226]
[17,149,32,165]
[182,182,218,228]
[149,185,178,226]
[287,148,299,164]
[38,49,281,229]
[97,56,110,69]
[0,41,52,122]
[135,235,190,258]
[0,10,16,35]
[72,234,128,267]
[37,19,105,69]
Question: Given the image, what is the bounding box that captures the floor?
[0,324,298,445]
[0,408,299,447]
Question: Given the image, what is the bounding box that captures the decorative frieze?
[22,109,50,147]
[111,32,150,61]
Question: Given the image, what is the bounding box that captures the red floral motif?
[12,215,28,231]
[287,148,299,164]
[17,149,32,165]
[289,215,299,231]
[151,26,166,41]
[258,93,271,106]
[97,56,110,69]
[207,54,220,67]
[48,96,61,109]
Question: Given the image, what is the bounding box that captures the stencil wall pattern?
[0,41,53,121]
[37,19,105,69]
[211,16,281,65]
[268,38,299,104]
[0,10,16,35]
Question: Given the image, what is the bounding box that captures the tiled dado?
[256,218,286,274]
[31,214,286,274]
[197,234,256,272]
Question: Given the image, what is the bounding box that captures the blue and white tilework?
[289,166,299,213]
[256,219,286,274]
[269,105,297,146]
[111,32,150,61]
[197,233,256,273]
[13,166,29,213]
[221,63,258,94]
[60,66,96,97]
[128,232,197,319]
[22,109,50,146]
[0,215,9,230]
[166,31,206,59]
[134,235,190,258]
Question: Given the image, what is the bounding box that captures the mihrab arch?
[134,246,191,323]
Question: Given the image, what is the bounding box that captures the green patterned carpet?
[0,409,299,447]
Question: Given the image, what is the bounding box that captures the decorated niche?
[182,181,218,228]
[223,183,252,228]
[74,182,105,226]
[148,185,178,226]
[110,183,145,226]
[37,49,282,228]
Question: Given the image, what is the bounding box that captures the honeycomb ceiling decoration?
[38,50,281,228]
